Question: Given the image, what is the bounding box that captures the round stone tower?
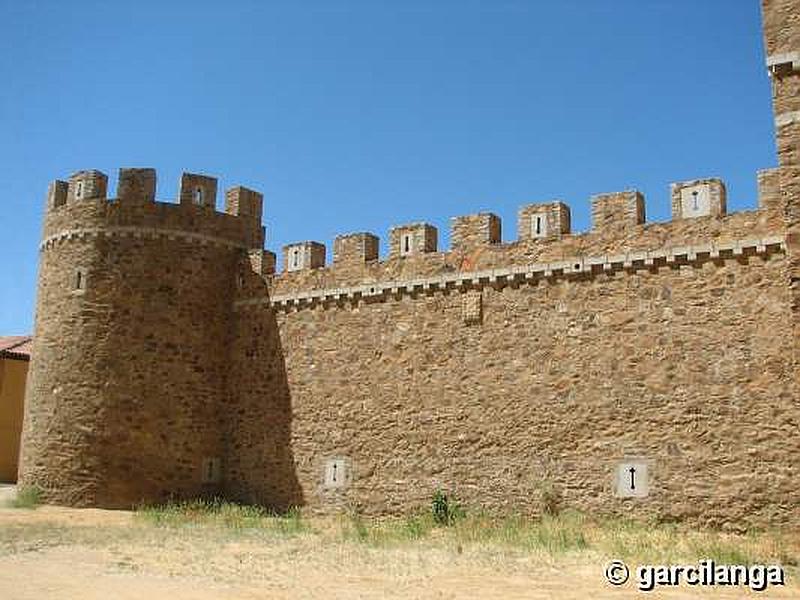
[18,167,265,508]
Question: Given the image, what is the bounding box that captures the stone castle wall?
[228,188,796,527]
[17,1,800,528]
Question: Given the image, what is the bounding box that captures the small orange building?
[0,336,31,482]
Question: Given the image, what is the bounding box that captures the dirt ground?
[0,502,796,600]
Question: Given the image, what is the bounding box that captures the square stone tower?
[763,0,800,226]
[762,0,800,389]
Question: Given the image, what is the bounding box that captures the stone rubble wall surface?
[229,204,797,528]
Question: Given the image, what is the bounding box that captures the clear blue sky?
[0,0,776,334]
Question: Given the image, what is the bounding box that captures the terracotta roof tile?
[0,335,33,359]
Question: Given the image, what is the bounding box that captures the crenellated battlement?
[117,168,156,204]
[42,168,266,251]
[239,235,787,311]
[670,178,726,220]
[43,169,786,284]
[389,222,438,257]
[267,173,785,295]
[68,170,108,204]
[518,202,570,241]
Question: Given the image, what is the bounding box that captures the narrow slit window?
[293,249,301,269]
[74,269,86,291]
[201,457,221,484]
[531,214,547,238]
[193,187,204,205]
[400,233,413,256]
[76,182,83,199]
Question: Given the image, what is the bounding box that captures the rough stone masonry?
[18,1,800,529]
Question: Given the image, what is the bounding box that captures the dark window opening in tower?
[401,233,413,255]
[74,270,85,290]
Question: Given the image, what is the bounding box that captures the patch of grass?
[402,514,433,540]
[339,510,371,543]
[689,539,752,565]
[451,511,588,554]
[589,514,799,567]
[135,498,308,536]
[111,498,800,569]
[337,509,591,554]
[4,496,798,584]
[8,486,42,509]
[601,515,669,562]
[273,506,306,535]
[339,510,437,546]
[339,489,467,545]
[431,490,465,526]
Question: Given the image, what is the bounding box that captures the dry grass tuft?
[135,498,307,536]
[6,486,42,510]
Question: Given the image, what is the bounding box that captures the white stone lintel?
[767,51,800,69]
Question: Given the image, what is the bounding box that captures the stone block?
[758,168,782,210]
[117,168,156,204]
[389,223,438,257]
[283,241,326,272]
[179,172,217,209]
[518,201,570,241]
[451,213,501,252]
[462,290,482,325]
[249,249,276,276]
[225,186,263,219]
[323,457,349,489]
[333,232,379,265]
[591,190,645,232]
[46,180,68,210]
[670,178,726,219]
[67,170,107,203]
[614,460,650,499]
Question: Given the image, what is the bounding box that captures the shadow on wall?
[224,268,303,512]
